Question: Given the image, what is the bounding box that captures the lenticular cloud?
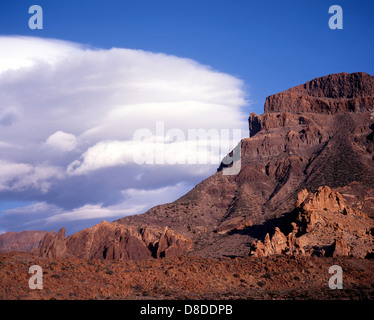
[0,36,248,234]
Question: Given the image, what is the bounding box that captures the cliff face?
[264,72,374,114]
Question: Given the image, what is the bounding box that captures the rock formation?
[38,221,193,260]
[156,227,194,258]
[39,228,66,258]
[249,186,374,258]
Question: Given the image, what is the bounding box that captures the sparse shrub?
[131,284,143,292]
[257,280,266,287]
[262,272,273,279]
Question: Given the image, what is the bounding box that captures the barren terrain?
[1,252,373,300]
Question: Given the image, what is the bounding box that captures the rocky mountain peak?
[263,72,374,114]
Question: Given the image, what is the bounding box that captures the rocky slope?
[0,231,50,252]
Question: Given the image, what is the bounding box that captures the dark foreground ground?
[0,252,373,300]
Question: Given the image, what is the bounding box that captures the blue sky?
[0,0,373,234]
[2,0,374,113]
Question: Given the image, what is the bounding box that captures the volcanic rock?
[2,251,374,300]
[38,221,193,260]
[156,227,194,258]
[249,186,374,258]
[333,238,350,257]
[264,72,374,114]
[39,228,67,258]
[249,226,304,257]
[216,216,253,234]
[0,230,50,252]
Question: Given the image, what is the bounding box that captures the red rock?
[250,228,289,257]
[333,238,350,257]
[157,227,194,258]
[264,72,374,114]
[216,216,253,234]
[0,230,50,252]
[250,186,373,258]
[39,228,66,258]
[38,221,193,260]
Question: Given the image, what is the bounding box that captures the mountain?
[116,71,374,258]
[263,71,374,114]
[36,71,374,260]
[0,230,51,252]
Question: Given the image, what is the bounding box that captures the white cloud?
[67,131,243,175]
[67,140,134,175]
[0,36,83,74]
[44,183,190,224]
[0,141,15,148]
[0,201,63,233]
[44,204,140,223]
[45,131,78,152]
[4,202,61,215]
[0,160,64,193]
[0,36,249,233]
